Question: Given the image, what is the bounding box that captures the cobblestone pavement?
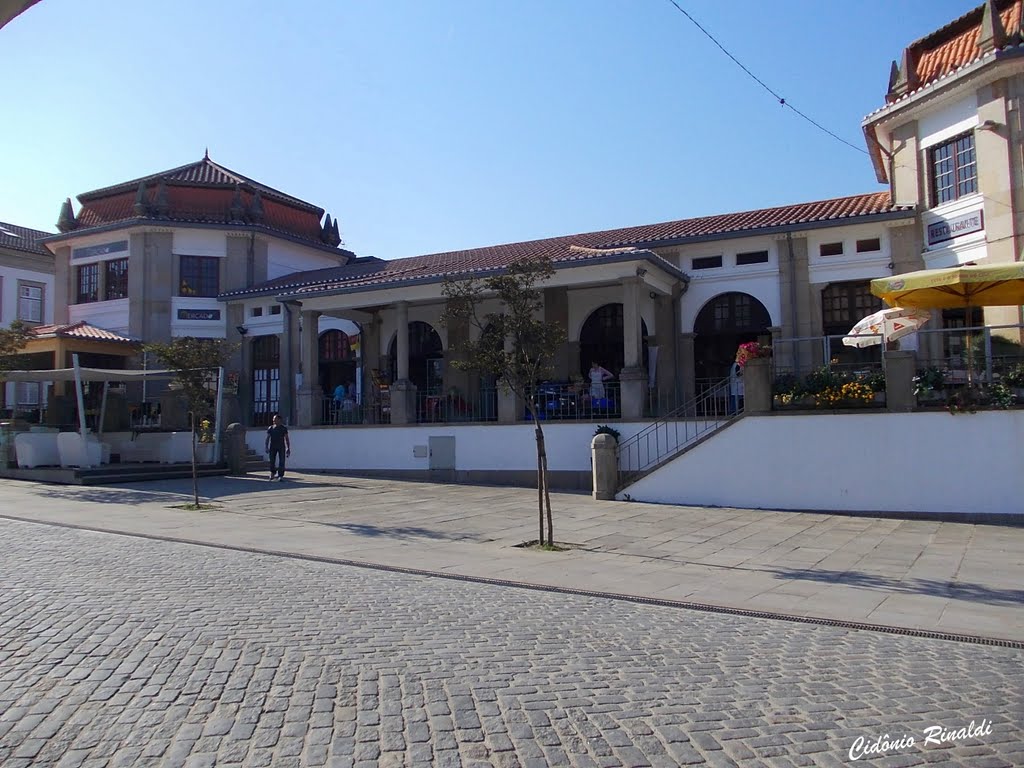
[1,519,1021,768]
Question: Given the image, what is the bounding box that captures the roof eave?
[219,250,687,304]
[39,218,353,260]
[612,208,915,250]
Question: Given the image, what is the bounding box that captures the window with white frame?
[930,132,977,206]
[16,382,40,407]
[18,282,43,323]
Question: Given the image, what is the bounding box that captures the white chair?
[14,432,61,468]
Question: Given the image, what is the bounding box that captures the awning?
[1,367,181,383]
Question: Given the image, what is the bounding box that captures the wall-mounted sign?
[72,240,128,260]
[177,308,221,321]
[927,209,984,246]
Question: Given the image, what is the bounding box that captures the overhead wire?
[662,0,1016,215]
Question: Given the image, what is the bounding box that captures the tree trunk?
[533,419,544,546]
[190,412,199,507]
[537,423,553,546]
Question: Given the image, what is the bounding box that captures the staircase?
[75,463,228,485]
[617,378,741,491]
[245,447,270,475]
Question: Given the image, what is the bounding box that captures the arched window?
[579,304,648,377]
[389,321,444,392]
[319,329,352,362]
[693,292,771,382]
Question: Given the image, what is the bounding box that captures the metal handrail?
[617,377,737,488]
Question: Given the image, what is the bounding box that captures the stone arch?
[388,320,444,393]
[693,292,771,382]
[578,303,649,378]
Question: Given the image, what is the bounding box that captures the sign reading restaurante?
[927,209,984,246]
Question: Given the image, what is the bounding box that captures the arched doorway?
[579,304,649,378]
[319,329,358,397]
[251,335,280,426]
[389,321,443,393]
[693,292,771,382]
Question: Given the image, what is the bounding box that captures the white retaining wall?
[618,412,1024,517]
[247,422,650,474]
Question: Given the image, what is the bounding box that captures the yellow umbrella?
[870,264,1024,309]
[871,264,1024,388]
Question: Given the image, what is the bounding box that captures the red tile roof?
[0,220,52,256]
[79,155,323,213]
[890,0,1022,104]
[29,322,136,344]
[223,192,912,300]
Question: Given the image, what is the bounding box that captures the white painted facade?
[68,298,130,335]
[618,412,1023,517]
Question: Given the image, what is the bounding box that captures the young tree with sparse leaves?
[144,337,237,507]
[442,256,565,547]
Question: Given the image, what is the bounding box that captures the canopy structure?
[1,367,177,382]
[1,358,225,463]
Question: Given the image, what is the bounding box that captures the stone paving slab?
[0,473,1022,642]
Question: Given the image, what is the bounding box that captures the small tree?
[0,320,32,376]
[442,256,565,547]
[144,337,236,507]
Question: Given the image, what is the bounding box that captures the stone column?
[743,358,772,414]
[390,301,416,424]
[297,309,321,427]
[591,434,618,500]
[885,350,916,412]
[679,333,696,405]
[279,304,300,425]
[361,314,382,424]
[620,277,645,419]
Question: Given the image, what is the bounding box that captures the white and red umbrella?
[842,307,931,348]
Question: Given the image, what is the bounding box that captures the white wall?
[267,240,343,280]
[247,421,652,473]
[619,412,1024,517]
[68,298,130,335]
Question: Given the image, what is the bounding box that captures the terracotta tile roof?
[0,220,52,256]
[888,0,1023,104]
[79,155,323,213]
[222,192,912,300]
[28,322,136,344]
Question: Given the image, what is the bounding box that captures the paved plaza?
[0,474,1022,767]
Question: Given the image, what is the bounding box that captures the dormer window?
[930,132,977,206]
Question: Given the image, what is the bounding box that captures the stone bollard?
[591,433,618,500]
[224,422,248,476]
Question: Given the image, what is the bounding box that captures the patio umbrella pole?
[72,354,87,438]
[213,367,224,464]
[98,381,110,437]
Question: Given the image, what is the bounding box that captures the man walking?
[264,413,291,481]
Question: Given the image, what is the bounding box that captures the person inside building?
[589,361,614,402]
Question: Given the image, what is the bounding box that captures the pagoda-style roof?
[49,154,347,254]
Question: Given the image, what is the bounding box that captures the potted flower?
[195,418,217,464]
[735,341,772,368]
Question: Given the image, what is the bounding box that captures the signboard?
[177,308,221,321]
[72,240,128,260]
[927,209,984,246]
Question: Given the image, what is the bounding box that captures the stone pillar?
[743,358,771,414]
[497,380,523,423]
[885,351,916,412]
[544,286,570,380]
[679,333,696,404]
[279,304,300,425]
[297,309,321,427]
[591,434,618,500]
[390,301,416,424]
[224,422,248,476]
[395,301,410,382]
[361,314,382,424]
[620,277,645,419]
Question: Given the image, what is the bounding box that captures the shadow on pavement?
[769,567,1024,606]
[318,521,484,542]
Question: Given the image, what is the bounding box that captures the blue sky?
[1,0,978,260]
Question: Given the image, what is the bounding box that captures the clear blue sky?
[1,0,978,260]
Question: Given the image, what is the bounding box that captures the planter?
[195,442,217,464]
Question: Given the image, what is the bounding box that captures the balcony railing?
[416,389,498,423]
[523,381,620,422]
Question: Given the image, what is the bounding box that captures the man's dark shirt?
[266,424,289,450]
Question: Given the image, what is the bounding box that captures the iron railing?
[617,377,737,488]
[522,381,621,421]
